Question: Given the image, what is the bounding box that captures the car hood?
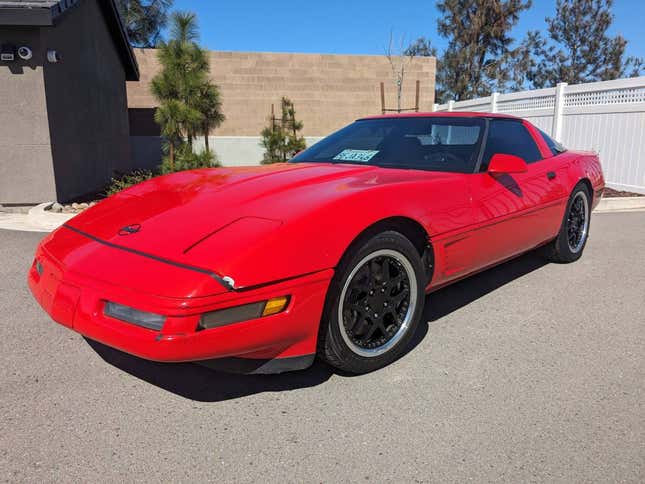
[65,163,453,290]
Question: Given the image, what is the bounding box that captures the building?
[0,0,138,204]
[0,0,436,204]
[127,50,436,167]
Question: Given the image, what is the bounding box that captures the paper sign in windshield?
[333,149,379,163]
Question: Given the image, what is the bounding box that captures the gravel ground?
[1,212,644,483]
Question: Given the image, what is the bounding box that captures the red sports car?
[29,113,604,374]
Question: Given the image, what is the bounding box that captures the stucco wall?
[127,50,436,137]
[0,28,56,204]
[41,0,131,202]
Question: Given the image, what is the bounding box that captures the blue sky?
[169,0,645,60]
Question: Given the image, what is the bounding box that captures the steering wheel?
[426,151,463,164]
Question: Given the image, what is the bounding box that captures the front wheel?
[318,231,426,374]
[544,183,591,263]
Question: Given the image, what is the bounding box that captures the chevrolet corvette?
[29,113,605,374]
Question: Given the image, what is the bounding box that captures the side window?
[480,120,543,170]
[538,129,567,156]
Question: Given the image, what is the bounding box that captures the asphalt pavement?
[1,212,643,483]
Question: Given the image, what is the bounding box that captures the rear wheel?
[318,231,426,374]
[544,183,591,263]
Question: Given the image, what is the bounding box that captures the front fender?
[182,179,469,290]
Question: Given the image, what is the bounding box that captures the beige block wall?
[127,49,436,137]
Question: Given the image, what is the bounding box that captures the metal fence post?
[552,82,567,141]
[490,92,499,113]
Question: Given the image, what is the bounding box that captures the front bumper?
[28,242,333,366]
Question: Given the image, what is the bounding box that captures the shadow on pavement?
[423,250,548,322]
[86,250,548,402]
[86,338,335,402]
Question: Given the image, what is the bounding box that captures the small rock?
[89,201,97,207]
[71,202,80,210]
[62,206,75,213]
[78,203,89,209]
[50,202,63,213]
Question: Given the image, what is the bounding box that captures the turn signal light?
[262,296,289,316]
[199,296,290,330]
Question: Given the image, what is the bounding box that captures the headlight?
[104,301,166,331]
[199,296,289,330]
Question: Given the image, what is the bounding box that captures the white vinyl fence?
[433,77,645,194]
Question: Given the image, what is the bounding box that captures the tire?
[318,231,426,374]
[544,182,591,263]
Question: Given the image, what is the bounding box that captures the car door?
[467,118,566,272]
[516,122,569,242]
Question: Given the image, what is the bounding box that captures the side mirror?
[487,154,528,175]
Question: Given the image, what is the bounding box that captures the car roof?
[358,112,521,121]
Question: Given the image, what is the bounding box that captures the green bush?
[104,169,156,197]
[159,142,219,174]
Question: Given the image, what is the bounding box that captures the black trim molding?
[62,224,232,290]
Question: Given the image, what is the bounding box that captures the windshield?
[291,117,486,173]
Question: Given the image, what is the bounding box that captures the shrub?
[104,169,156,197]
[104,144,219,197]
[159,142,219,174]
[261,97,306,164]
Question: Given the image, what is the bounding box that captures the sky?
[168,0,645,60]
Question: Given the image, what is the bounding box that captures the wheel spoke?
[345,307,364,332]
[380,257,391,282]
[389,272,404,287]
[390,289,409,304]
[362,319,381,341]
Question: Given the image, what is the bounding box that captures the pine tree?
[115,0,173,48]
[525,0,643,88]
[404,37,437,58]
[261,98,306,164]
[435,0,532,101]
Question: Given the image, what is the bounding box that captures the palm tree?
[169,11,199,44]
[153,100,183,171]
[151,11,224,171]
[195,83,225,152]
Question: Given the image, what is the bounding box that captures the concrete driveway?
[1,212,643,483]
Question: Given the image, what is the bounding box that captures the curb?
[0,203,76,233]
[27,203,76,230]
[595,197,645,213]
[0,205,32,214]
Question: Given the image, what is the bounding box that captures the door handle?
[547,171,556,180]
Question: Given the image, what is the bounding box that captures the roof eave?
[0,0,139,81]
[0,7,54,25]
[98,0,139,81]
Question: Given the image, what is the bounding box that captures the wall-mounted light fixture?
[17,46,33,61]
[47,49,61,63]
[0,43,16,62]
